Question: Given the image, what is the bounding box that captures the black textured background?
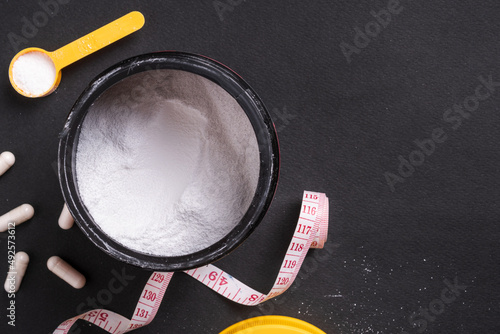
[1,1,500,333]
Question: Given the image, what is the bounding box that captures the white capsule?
[58,204,74,230]
[4,252,29,293]
[0,204,35,232]
[0,151,15,176]
[47,256,86,289]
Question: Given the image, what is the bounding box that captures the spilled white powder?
[76,70,260,256]
[12,51,56,96]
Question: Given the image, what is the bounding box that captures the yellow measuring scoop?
[8,11,145,98]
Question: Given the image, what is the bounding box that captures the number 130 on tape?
[53,191,329,333]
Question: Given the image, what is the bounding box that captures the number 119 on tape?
[53,191,329,333]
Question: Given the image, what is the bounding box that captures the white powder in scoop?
[12,51,56,96]
[76,70,260,256]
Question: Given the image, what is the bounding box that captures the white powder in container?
[12,51,56,96]
[76,70,260,257]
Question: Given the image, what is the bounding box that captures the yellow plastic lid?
[219,316,326,334]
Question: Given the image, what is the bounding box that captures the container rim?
[58,51,280,271]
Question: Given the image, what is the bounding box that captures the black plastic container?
[58,52,279,271]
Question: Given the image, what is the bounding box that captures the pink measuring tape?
[53,191,329,333]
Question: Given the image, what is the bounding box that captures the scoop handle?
[49,11,145,71]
